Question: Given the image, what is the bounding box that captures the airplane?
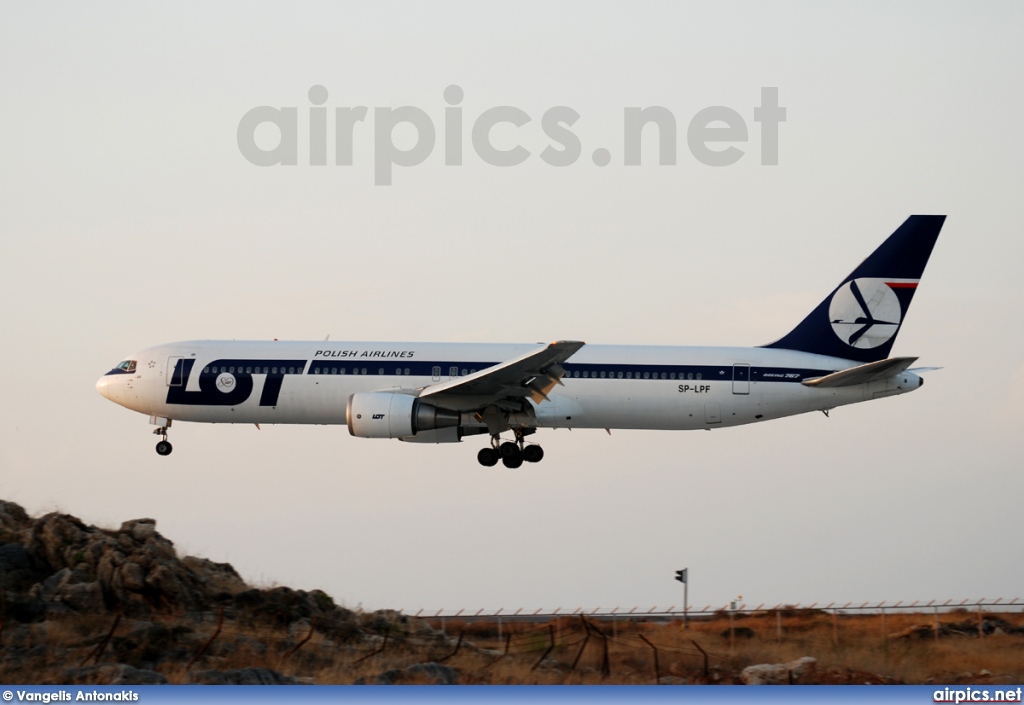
[96,215,945,467]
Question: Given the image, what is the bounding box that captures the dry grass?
[4,609,1022,684]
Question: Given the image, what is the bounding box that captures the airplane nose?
[96,376,113,400]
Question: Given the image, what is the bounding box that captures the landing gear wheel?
[501,448,523,469]
[477,447,499,467]
[155,440,173,456]
[498,442,519,459]
[523,445,544,463]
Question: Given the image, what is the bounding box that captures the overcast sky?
[2,1,1022,615]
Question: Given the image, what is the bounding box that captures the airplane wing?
[801,356,918,388]
[418,340,585,410]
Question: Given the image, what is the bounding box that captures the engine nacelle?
[346,392,460,439]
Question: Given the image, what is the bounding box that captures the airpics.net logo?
[236,85,786,185]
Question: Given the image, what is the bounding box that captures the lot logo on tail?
[829,278,911,349]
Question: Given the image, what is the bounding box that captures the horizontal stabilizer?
[802,356,918,388]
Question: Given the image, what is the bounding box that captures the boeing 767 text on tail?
[97,215,945,467]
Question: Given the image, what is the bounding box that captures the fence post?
[438,632,463,663]
[284,617,317,658]
[729,610,735,652]
[584,617,611,678]
[570,632,591,672]
[691,639,709,679]
[81,612,122,667]
[880,607,888,656]
[531,625,556,672]
[186,606,223,671]
[639,634,660,683]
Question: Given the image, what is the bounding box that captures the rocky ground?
[0,500,461,684]
[3,499,1021,685]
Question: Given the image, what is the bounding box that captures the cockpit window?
[115,360,137,373]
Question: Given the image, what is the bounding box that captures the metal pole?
[684,577,689,630]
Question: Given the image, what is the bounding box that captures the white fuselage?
[96,340,923,433]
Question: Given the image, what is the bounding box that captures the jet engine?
[346,392,460,439]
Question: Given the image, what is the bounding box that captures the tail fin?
[763,215,945,363]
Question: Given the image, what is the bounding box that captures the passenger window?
[361,368,367,375]
[314,368,320,375]
[661,372,667,379]
[450,366,458,377]
[670,372,676,380]
[246,366,252,374]
[617,371,623,379]
[378,368,384,375]
[203,366,209,374]
[696,373,702,380]
[643,372,650,379]
[461,369,467,376]
[599,371,606,379]
[404,368,410,375]
[688,373,694,380]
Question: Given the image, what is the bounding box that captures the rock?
[38,567,74,601]
[55,580,105,612]
[741,656,817,685]
[0,543,48,591]
[0,543,34,570]
[62,664,168,685]
[289,618,313,640]
[0,500,259,618]
[190,667,299,685]
[370,662,459,685]
[0,500,32,540]
[121,519,157,543]
[181,556,247,597]
[120,562,147,592]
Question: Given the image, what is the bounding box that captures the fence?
[416,597,1023,622]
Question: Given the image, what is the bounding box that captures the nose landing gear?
[153,424,173,456]
[477,429,544,468]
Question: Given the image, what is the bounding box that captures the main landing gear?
[477,430,544,468]
[153,425,173,456]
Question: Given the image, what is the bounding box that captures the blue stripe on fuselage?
[305,360,832,382]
